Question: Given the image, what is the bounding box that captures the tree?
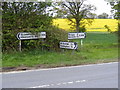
[2,2,52,29]
[105,0,120,19]
[54,0,96,32]
[112,1,120,19]
[2,2,53,51]
[105,0,120,44]
[112,1,120,45]
[98,13,109,19]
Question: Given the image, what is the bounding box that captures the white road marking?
[76,80,81,83]
[81,80,86,82]
[67,81,73,84]
[2,62,118,74]
[62,82,67,84]
[50,84,54,86]
[30,79,86,88]
[56,83,61,85]
[32,84,50,88]
[76,80,86,83]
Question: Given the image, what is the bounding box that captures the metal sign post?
[17,32,46,40]
[60,42,78,50]
[17,32,46,52]
[80,39,83,50]
[68,32,86,39]
[19,40,22,52]
[80,39,83,46]
[68,32,86,49]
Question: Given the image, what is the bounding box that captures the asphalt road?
[2,62,118,88]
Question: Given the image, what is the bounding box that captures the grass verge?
[2,32,118,71]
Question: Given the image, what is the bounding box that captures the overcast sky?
[86,0,112,15]
[39,0,112,16]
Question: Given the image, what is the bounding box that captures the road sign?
[17,32,46,40]
[68,32,86,39]
[60,42,78,50]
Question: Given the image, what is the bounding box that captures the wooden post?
[19,40,22,52]
[42,39,44,51]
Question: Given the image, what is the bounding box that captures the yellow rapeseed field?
[53,19,118,32]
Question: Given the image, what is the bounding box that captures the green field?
[2,32,118,69]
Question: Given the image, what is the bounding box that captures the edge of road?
[1,62,118,74]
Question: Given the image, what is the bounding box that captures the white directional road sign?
[68,32,86,39]
[17,32,46,40]
[60,42,78,50]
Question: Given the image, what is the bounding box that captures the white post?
[19,40,22,52]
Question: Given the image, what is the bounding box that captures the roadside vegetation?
[2,32,118,70]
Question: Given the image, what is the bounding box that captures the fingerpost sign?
[60,42,78,50]
[68,32,86,39]
[17,32,46,52]
[68,32,86,46]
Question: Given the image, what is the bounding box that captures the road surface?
[2,62,118,88]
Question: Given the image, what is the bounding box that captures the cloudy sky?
[86,0,112,15]
[39,0,112,16]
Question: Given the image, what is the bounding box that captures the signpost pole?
[80,39,83,46]
[71,49,75,55]
[19,40,22,52]
[42,39,44,51]
[62,49,65,53]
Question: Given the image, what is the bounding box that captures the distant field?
[53,19,118,32]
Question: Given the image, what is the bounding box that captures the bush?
[19,26,68,51]
[2,26,68,52]
[104,25,111,32]
[45,26,68,51]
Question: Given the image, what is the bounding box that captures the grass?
[82,32,118,45]
[2,32,118,68]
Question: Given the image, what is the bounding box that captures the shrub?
[45,26,68,51]
[104,25,111,32]
[2,26,68,52]
[18,26,68,51]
